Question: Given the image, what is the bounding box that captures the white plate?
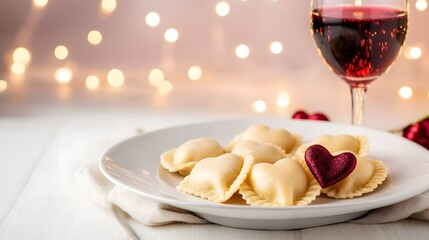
[100,119,429,230]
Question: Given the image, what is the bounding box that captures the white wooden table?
[0,111,428,240]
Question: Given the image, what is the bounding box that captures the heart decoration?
[292,110,329,121]
[304,144,357,188]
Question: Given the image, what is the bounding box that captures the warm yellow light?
[54,45,68,60]
[157,80,173,95]
[33,0,48,8]
[55,67,73,84]
[88,30,103,45]
[85,75,100,90]
[253,100,267,113]
[398,86,413,99]
[215,1,230,16]
[101,0,116,13]
[0,80,7,93]
[270,41,283,54]
[11,62,26,75]
[107,69,124,88]
[164,28,179,43]
[145,12,160,27]
[13,47,31,64]
[276,92,290,108]
[409,47,422,59]
[416,0,428,11]
[188,66,202,81]
[148,68,164,87]
[235,44,250,59]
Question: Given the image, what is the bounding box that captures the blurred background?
[0,0,428,129]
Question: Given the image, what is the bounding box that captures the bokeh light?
[85,75,100,90]
[398,86,413,99]
[13,47,31,64]
[87,30,103,45]
[157,80,173,95]
[215,1,230,16]
[276,92,290,108]
[409,47,422,59]
[107,69,124,88]
[148,68,165,87]
[188,66,202,81]
[164,28,179,43]
[0,80,7,93]
[145,12,160,27]
[253,100,267,113]
[55,67,73,84]
[11,62,26,75]
[101,0,116,13]
[416,0,428,11]
[54,45,69,60]
[235,44,250,59]
[33,0,48,8]
[270,41,283,54]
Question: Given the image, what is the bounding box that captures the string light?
[188,66,202,80]
[157,80,173,95]
[54,45,69,60]
[215,1,230,16]
[33,0,48,8]
[85,75,100,90]
[270,41,283,54]
[145,12,160,27]
[88,30,103,45]
[276,92,290,108]
[409,47,422,59]
[416,0,428,11]
[13,47,31,64]
[11,62,26,75]
[148,68,165,87]
[0,80,7,93]
[55,67,73,84]
[253,100,267,113]
[101,0,117,13]
[235,44,250,59]
[107,69,124,88]
[164,28,179,43]
[398,86,413,99]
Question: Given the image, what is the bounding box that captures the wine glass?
[310,0,408,125]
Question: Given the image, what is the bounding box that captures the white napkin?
[75,164,208,226]
[76,163,429,226]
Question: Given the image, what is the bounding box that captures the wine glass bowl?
[311,0,408,125]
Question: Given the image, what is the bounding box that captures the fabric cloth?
[76,164,429,227]
[75,164,208,226]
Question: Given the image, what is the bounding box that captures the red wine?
[311,6,407,85]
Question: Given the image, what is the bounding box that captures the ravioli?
[227,124,301,154]
[296,134,369,158]
[231,140,286,164]
[321,152,388,199]
[160,137,225,176]
[177,153,254,202]
[239,158,321,206]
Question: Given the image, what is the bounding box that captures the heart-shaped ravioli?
[304,144,357,188]
[239,158,321,206]
[226,124,301,154]
[302,144,388,199]
[161,137,225,176]
[177,153,254,202]
[296,134,369,158]
[231,140,286,164]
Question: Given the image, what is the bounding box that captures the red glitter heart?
[292,110,329,121]
[304,144,357,188]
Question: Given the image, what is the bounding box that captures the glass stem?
[350,85,367,126]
